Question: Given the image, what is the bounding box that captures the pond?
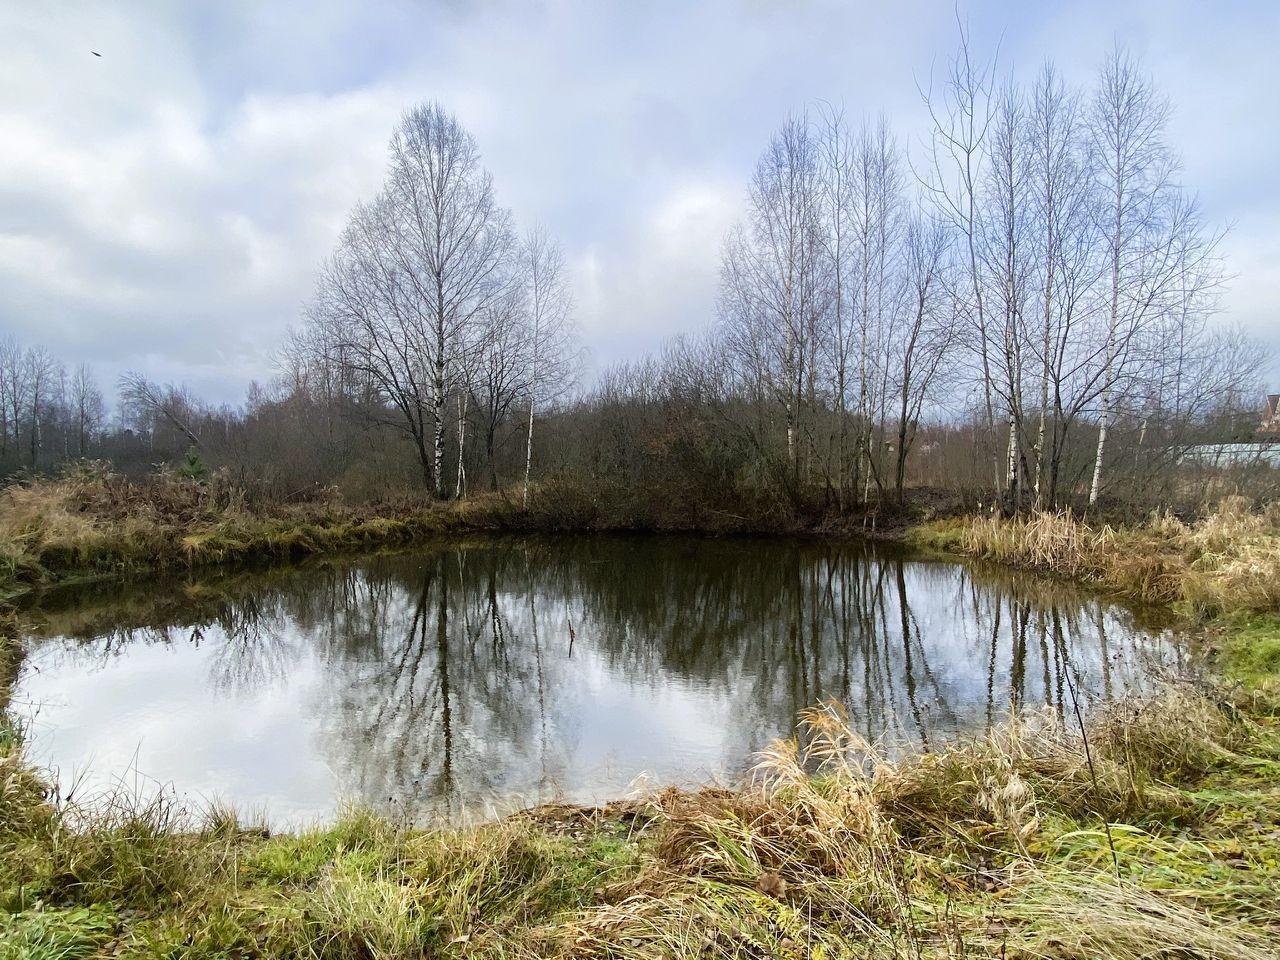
[12,536,1184,825]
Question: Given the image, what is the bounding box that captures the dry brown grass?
[948,498,1280,616]
[0,464,470,593]
[533,689,1280,959]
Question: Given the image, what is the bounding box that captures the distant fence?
[1181,443,1280,468]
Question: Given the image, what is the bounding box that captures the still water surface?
[15,537,1182,824]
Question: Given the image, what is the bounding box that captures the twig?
[1062,658,1121,881]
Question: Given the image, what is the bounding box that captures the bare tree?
[471,281,533,492]
[719,114,828,492]
[851,117,906,501]
[1085,46,1204,505]
[303,103,515,496]
[306,193,438,486]
[0,336,24,464]
[1025,63,1097,506]
[520,227,576,505]
[920,23,1001,494]
[979,79,1033,511]
[70,363,105,456]
[386,103,514,497]
[24,346,58,466]
[891,211,954,499]
[816,105,859,503]
[119,372,202,449]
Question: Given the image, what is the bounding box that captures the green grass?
[1218,616,1280,694]
[0,906,116,960]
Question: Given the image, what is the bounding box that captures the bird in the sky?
[91,51,102,57]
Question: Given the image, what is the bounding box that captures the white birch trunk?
[522,396,535,508]
[1090,193,1122,507]
[454,390,468,499]
[523,307,542,508]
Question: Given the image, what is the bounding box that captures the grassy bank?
[912,498,1280,621]
[0,466,503,599]
[0,466,963,602]
[0,469,675,599]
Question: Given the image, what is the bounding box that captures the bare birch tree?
[520,227,576,505]
[816,105,859,503]
[1025,63,1096,506]
[303,103,515,496]
[718,115,828,493]
[980,80,1033,511]
[851,117,905,501]
[1086,47,1180,504]
[385,103,514,497]
[920,24,1001,494]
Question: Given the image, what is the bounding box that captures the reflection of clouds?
[17,539,1181,823]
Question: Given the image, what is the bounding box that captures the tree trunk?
[523,305,542,508]
[454,391,468,500]
[522,398,535,507]
[490,421,500,493]
[1088,396,1110,506]
[895,410,909,503]
[1034,257,1053,508]
[1091,153,1124,508]
[433,294,448,500]
[415,429,434,490]
[1004,412,1019,515]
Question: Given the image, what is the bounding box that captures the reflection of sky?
[16,542,1183,825]
[21,639,340,825]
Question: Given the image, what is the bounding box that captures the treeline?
[1,38,1271,517]
[0,339,106,473]
[596,42,1263,515]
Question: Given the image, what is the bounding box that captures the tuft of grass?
[1219,616,1280,699]
[0,905,115,960]
[36,789,234,910]
[1009,872,1279,960]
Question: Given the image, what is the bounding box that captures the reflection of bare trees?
[205,597,295,692]
[22,538,1178,816]
[301,546,572,819]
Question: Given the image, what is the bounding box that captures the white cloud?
[0,0,1275,403]
[569,180,739,373]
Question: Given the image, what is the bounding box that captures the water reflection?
[16,537,1181,823]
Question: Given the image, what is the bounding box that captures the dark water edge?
[13,534,1188,825]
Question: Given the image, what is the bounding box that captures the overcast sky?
[1,1,1276,405]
